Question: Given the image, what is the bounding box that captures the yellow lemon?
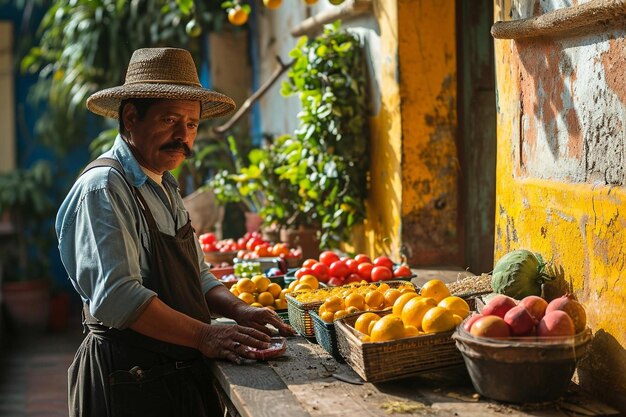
[267,283,282,299]
[346,305,360,314]
[324,295,344,313]
[257,291,275,307]
[422,306,456,333]
[403,324,420,338]
[401,297,437,330]
[274,298,287,310]
[365,290,385,310]
[345,293,366,311]
[251,275,271,292]
[383,288,402,308]
[238,292,255,304]
[452,314,463,326]
[237,278,256,294]
[321,311,335,323]
[438,296,470,319]
[420,279,450,303]
[370,315,405,342]
[392,292,421,316]
[299,274,319,290]
[354,312,381,335]
[230,286,240,297]
[333,309,350,321]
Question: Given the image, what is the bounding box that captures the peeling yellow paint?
[494,1,626,410]
[398,0,459,265]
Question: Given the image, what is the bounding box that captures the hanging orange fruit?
[228,5,249,26]
[263,0,282,9]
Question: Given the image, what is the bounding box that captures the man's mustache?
[160,142,195,158]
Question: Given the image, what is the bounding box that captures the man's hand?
[233,303,296,337]
[196,323,271,364]
[205,285,296,337]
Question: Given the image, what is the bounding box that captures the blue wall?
[1,4,92,291]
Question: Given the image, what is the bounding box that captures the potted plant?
[0,161,54,333]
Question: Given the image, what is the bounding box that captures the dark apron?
[68,158,221,417]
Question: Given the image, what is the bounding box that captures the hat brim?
[86,83,236,120]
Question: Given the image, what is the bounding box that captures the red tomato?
[393,264,412,278]
[371,266,392,282]
[345,273,362,284]
[329,260,350,279]
[295,268,314,279]
[319,250,340,267]
[328,276,345,287]
[199,233,216,245]
[201,243,215,252]
[246,238,264,252]
[373,256,394,270]
[354,254,371,265]
[357,263,373,281]
[302,258,317,269]
[345,259,359,274]
[311,262,330,282]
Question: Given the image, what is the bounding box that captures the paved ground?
[0,316,84,417]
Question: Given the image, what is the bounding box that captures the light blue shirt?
[55,136,221,329]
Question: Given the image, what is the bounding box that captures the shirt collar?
[105,135,180,189]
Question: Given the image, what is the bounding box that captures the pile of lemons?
[315,282,417,323]
[347,279,471,342]
[286,274,321,293]
[230,275,288,310]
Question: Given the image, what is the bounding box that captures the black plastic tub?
[452,324,592,403]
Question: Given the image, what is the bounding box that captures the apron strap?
[81,157,160,230]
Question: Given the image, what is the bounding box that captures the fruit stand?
[207,265,618,417]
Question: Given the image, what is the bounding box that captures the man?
[56,47,294,417]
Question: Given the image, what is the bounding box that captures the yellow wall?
[398,1,459,266]
[355,0,403,258]
[494,1,626,410]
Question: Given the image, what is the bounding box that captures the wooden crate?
[335,311,464,383]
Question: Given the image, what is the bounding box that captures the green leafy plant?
[209,136,265,214]
[0,161,54,282]
[275,21,370,248]
[17,0,225,156]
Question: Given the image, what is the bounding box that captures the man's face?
[123,99,201,174]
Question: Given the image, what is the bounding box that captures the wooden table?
[209,335,618,417]
[209,268,619,417]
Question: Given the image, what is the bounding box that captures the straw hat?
[86,47,236,119]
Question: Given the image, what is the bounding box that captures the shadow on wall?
[578,329,626,414]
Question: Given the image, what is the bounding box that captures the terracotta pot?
[280,227,321,261]
[2,278,50,334]
[262,227,280,243]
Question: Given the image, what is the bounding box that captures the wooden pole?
[491,0,626,39]
[213,56,293,135]
[291,0,373,38]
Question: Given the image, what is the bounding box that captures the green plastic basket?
[310,310,344,361]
